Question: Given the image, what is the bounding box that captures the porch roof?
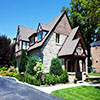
[58,26,80,57]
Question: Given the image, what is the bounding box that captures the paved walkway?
[34,81,100,94]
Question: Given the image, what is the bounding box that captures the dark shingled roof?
[19,25,36,41]
[58,26,80,57]
[90,40,100,47]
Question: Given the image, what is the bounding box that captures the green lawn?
[51,86,100,100]
[88,72,100,76]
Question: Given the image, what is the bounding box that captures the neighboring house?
[90,41,100,73]
[15,11,88,82]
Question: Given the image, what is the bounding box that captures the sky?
[0,0,71,39]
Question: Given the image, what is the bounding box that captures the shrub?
[25,57,38,75]
[50,57,63,76]
[0,67,7,71]
[34,58,45,79]
[9,67,17,72]
[45,74,57,85]
[59,70,68,83]
[18,49,28,73]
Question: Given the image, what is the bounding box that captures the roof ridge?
[47,11,64,26]
[19,25,36,30]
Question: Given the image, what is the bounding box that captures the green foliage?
[0,67,7,71]
[0,35,10,66]
[34,58,45,78]
[88,66,92,73]
[18,49,28,73]
[25,57,38,75]
[11,53,16,66]
[45,74,57,85]
[50,57,63,76]
[45,70,68,85]
[59,70,68,83]
[9,67,17,72]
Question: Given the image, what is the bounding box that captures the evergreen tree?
[25,57,38,75]
[50,57,63,76]
[18,49,28,73]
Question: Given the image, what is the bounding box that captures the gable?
[74,41,86,57]
[74,30,87,50]
[54,14,72,35]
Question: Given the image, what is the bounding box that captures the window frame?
[38,31,42,41]
[56,33,60,43]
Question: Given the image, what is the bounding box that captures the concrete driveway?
[0,77,63,100]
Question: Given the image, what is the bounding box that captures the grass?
[51,86,100,100]
[88,72,100,76]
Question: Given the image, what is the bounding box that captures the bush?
[45,74,57,85]
[88,66,92,73]
[9,67,17,72]
[18,49,28,73]
[59,70,68,83]
[25,57,38,75]
[0,67,7,71]
[50,57,63,76]
[34,58,45,79]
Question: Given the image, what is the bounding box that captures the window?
[30,37,35,44]
[43,31,47,37]
[38,32,42,41]
[23,42,26,49]
[56,33,60,43]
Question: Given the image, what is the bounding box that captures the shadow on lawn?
[95,86,100,89]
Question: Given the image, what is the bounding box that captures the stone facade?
[29,32,67,73]
[41,32,67,73]
[91,46,100,73]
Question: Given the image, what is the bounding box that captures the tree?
[50,57,63,76]
[11,53,16,66]
[61,0,100,66]
[25,57,38,75]
[18,49,28,73]
[0,35,10,67]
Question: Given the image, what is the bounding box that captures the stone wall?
[41,32,67,73]
[29,49,42,60]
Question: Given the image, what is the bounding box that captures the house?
[15,11,88,82]
[90,41,100,73]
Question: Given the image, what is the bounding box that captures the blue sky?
[0,0,70,39]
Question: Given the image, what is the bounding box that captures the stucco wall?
[41,32,67,73]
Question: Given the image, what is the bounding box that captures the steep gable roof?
[28,11,68,51]
[18,25,36,41]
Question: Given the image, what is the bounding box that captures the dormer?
[29,33,37,46]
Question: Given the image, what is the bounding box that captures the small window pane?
[56,33,60,43]
[43,31,47,37]
[31,37,34,43]
[38,32,42,41]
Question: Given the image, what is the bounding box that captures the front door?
[76,60,82,80]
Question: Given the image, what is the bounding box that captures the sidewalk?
[34,81,100,94]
